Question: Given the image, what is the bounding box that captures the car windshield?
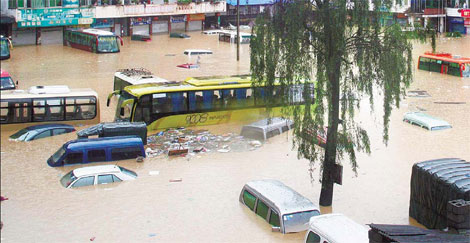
[51,147,66,163]
[97,36,119,52]
[283,210,320,233]
[1,76,15,90]
[60,171,76,188]
[10,128,35,141]
[119,166,137,178]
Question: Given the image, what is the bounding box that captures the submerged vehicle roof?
[72,165,122,177]
[1,85,98,99]
[420,52,470,64]
[123,75,254,97]
[243,117,293,131]
[62,136,143,151]
[245,179,319,215]
[403,112,451,130]
[308,214,369,243]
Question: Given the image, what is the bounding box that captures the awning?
[0,15,15,24]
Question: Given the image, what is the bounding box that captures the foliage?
[250,0,420,205]
[445,31,462,38]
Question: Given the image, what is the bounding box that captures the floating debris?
[407,90,431,97]
[149,171,160,176]
[433,101,466,105]
[169,178,182,182]
[145,128,263,159]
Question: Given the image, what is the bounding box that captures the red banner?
[187,14,205,21]
[465,18,470,27]
[461,9,470,18]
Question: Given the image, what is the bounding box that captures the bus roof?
[0,87,98,99]
[115,71,171,85]
[124,75,255,98]
[420,52,470,64]
[71,28,115,36]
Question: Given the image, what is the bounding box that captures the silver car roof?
[245,179,319,215]
[242,118,293,132]
[403,112,451,130]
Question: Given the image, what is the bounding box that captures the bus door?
[441,62,449,74]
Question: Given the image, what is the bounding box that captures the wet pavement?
[0,33,469,242]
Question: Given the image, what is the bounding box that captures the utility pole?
[237,0,240,61]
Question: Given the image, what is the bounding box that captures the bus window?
[33,99,46,121]
[233,88,247,108]
[429,59,441,73]
[448,62,461,77]
[13,101,31,123]
[134,95,151,123]
[152,93,171,114]
[0,101,8,122]
[463,64,470,78]
[246,88,254,107]
[221,89,234,108]
[46,98,64,121]
[255,88,266,106]
[419,57,430,71]
[202,90,214,110]
[66,97,97,120]
[170,92,187,113]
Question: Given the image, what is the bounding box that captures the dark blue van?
[47,136,145,167]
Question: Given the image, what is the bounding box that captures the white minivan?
[240,179,320,234]
[304,213,369,243]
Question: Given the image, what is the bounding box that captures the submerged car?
[10,124,75,141]
[403,112,452,131]
[305,214,369,243]
[170,32,190,39]
[1,70,15,90]
[240,179,320,233]
[60,165,137,188]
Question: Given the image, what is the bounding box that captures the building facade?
[0,0,226,45]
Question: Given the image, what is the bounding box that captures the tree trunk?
[319,2,342,206]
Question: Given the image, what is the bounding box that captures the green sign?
[17,8,94,28]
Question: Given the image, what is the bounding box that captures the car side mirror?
[120,107,125,116]
[271,226,281,232]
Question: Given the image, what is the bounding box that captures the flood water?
[1,33,469,242]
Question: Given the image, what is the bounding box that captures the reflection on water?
[1,34,469,242]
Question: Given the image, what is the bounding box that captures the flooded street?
[1,33,469,242]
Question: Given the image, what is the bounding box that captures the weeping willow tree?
[250,0,418,206]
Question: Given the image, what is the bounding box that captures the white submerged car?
[60,165,137,188]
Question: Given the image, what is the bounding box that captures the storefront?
[130,17,152,36]
[170,15,186,32]
[187,14,205,31]
[151,16,169,34]
[40,27,63,45]
[448,17,467,34]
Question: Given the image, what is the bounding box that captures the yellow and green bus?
[107,75,311,132]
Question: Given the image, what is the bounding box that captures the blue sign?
[92,19,115,28]
[17,8,94,28]
[130,17,151,26]
[63,0,79,7]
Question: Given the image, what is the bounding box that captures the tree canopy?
[250,0,417,206]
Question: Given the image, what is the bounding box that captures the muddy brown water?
[1,33,469,242]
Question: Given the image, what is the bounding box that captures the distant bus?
[418,52,470,77]
[218,31,252,44]
[0,36,13,60]
[1,85,100,131]
[107,75,312,132]
[63,28,123,53]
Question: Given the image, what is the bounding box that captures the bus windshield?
[97,36,119,53]
[1,39,10,56]
[115,91,135,122]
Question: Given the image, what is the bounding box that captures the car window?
[53,128,68,136]
[243,190,256,211]
[71,176,95,188]
[33,130,52,140]
[111,146,143,160]
[88,149,106,162]
[112,175,122,182]
[64,152,83,164]
[98,175,113,184]
[256,199,269,219]
[269,210,280,227]
[305,231,321,243]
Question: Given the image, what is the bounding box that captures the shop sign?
[461,9,470,18]
[91,18,114,28]
[170,15,186,23]
[17,8,94,28]
[187,13,205,21]
[130,17,151,26]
